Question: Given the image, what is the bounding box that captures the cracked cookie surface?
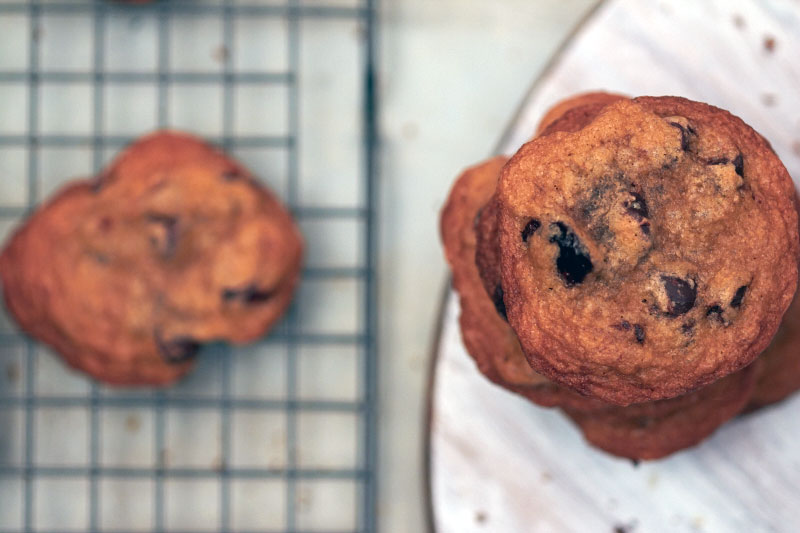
[0,131,303,385]
[497,97,799,405]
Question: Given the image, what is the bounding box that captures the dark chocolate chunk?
[732,153,744,177]
[613,320,632,331]
[730,285,748,308]
[668,121,694,151]
[706,305,728,325]
[521,218,541,242]
[549,222,593,286]
[492,284,508,321]
[145,213,179,258]
[661,276,696,316]
[154,331,200,364]
[706,157,729,165]
[633,324,646,344]
[222,284,276,304]
[640,222,651,236]
[681,320,695,336]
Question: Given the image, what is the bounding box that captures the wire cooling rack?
[0,0,377,531]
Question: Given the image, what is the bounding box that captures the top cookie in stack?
[440,93,800,459]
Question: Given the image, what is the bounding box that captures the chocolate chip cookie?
[0,131,303,385]
[496,96,800,405]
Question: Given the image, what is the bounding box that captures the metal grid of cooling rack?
[0,0,377,531]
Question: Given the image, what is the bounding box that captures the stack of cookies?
[441,93,800,460]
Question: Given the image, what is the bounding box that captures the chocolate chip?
[733,153,744,177]
[661,276,696,316]
[492,284,508,321]
[668,121,694,151]
[521,218,541,242]
[154,331,200,364]
[730,285,748,308]
[613,321,632,331]
[146,213,179,258]
[624,192,649,221]
[222,284,276,304]
[633,324,645,344]
[640,222,651,236]
[549,222,593,286]
[706,305,726,324]
[706,157,729,165]
[681,320,695,336]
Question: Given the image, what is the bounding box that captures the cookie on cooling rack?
[563,360,759,460]
[0,131,303,385]
[496,96,800,405]
[440,155,607,410]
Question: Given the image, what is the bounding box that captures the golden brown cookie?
[564,361,759,460]
[440,156,606,410]
[496,96,800,405]
[0,131,303,385]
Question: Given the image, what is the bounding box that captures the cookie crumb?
[761,93,776,107]
[764,36,776,53]
[5,363,19,383]
[158,448,170,467]
[732,14,745,29]
[475,511,488,524]
[630,458,640,467]
[211,456,226,472]
[296,487,312,509]
[401,121,419,140]
[792,140,800,157]
[212,45,229,63]
[124,414,141,433]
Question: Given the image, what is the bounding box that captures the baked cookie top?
[497,96,799,405]
[0,131,303,385]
